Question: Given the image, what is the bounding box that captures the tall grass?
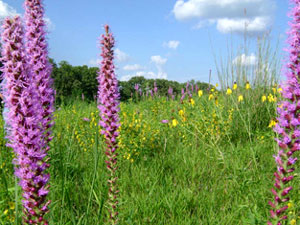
[0,84,294,224]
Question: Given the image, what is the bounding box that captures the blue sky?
[0,0,290,84]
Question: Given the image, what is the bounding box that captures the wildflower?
[154,82,158,94]
[209,94,214,100]
[215,97,219,106]
[278,88,283,93]
[97,25,120,224]
[238,95,243,102]
[215,83,219,87]
[1,16,50,224]
[168,87,173,96]
[25,0,55,146]
[82,117,90,122]
[226,88,232,95]
[161,120,169,124]
[268,119,277,128]
[268,94,275,102]
[267,1,300,224]
[179,109,184,116]
[233,82,237,90]
[198,90,203,97]
[288,202,294,208]
[172,119,178,127]
[290,219,296,225]
[190,98,195,106]
[134,83,139,92]
[262,95,267,102]
[245,81,251,90]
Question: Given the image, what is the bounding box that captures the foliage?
[50,59,210,103]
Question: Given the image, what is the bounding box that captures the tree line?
[0,59,210,104]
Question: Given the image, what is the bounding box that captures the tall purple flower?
[154,82,158,94]
[168,86,173,97]
[134,83,139,92]
[1,16,50,224]
[24,0,55,147]
[267,1,300,224]
[97,25,120,224]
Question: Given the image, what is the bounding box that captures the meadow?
[1,81,298,225]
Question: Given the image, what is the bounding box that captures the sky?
[0,0,291,84]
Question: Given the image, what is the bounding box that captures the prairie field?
[1,83,299,225]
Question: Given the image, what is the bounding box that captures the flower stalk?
[1,16,50,224]
[268,0,300,224]
[97,25,120,224]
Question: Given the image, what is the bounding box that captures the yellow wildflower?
[288,202,294,208]
[262,95,267,102]
[8,202,14,210]
[278,88,283,93]
[233,82,237,90]
[215,83,219,87]
[268,94,275,102]
[4,209,8,215]
[190,98,195,106]
[268,119,277,128]
[238,95,243,102]
[209,94,214,100]
[179,109,184,116]
[211,88,215,92]
[290,219,296,225]
[245,81,251,90]
[198,90,203,97]
[172,119,178,127]
[226,88,232,95]
[215,98,219,106]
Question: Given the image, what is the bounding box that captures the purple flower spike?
[1,16,50,224]
[268,1,300,224]
[24,0,55,146]
[97,25,120,224]
[154,82,158,94]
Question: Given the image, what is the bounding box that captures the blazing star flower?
[24,0,55,146]
[267,1,300,224]
[97,25,120,224]
[1,16,50,224]
[161,120,169,124]
[154,82,158,94]
[134,83,139,92]
[168,87,173,96]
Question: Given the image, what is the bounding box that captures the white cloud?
[88,58,101,67]
[0,1,17,19]
[163,40,180,50]
[217,16,271,34]
[115,48,130,63]
[151,55,167,65]
[123,64,144,71]
[121,71,167,81]
[121,55,168,81]
[232,53,257,66]
[172,0,276,35]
